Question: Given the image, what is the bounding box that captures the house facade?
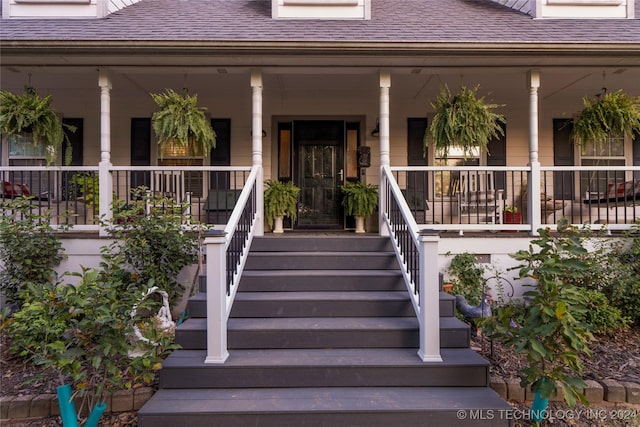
[1,0,640,267]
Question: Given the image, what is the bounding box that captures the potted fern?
[150,89,217,158]
[341,181,378,233]
[0,86,75,166]
[264,179,300,233]
[424,85,505,159]
[572,89,640,146]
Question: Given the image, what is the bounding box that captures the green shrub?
[575,288,630,334]
[446,252,485,306]
[104,189,200,307]
[7,268,178,421]
[0,197,69,305]
[481,226,594,407]
[571,222,640,325]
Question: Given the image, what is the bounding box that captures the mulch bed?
[471,326,640,385]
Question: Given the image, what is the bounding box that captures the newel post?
[418,229,442,362]
[204,229,229,364]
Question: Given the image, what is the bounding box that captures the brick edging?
[0,386,154,422]
[490,377,640,405]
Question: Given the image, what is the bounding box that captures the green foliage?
[425,85,505,159]
[264,179,300,227]
[340,181,378,218]
[481,226,594,407]
[0,86,75,166]
[150,88,216,157]
[446,252,484,306]
[103,188,199,307]
[575,289,630,334]
[572,90,640,146]
[0,197,69,305]
[574,222,640,325]
[70,172,99,211]
[7,268,178,421]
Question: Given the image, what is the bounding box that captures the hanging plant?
[572,90,640,146]
[150,89,217,158]
[0,86,75,165]
[425,85,505,159]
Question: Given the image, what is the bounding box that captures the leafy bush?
[570,222,640,325]
[0,197,69,305]
[575,289,630,334]
[104,189,199,307]
[481,226,594,407]
[7,268,178,421]
[446,252,485,306]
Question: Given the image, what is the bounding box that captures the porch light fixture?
[371,119,379,137]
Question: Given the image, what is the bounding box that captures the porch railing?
[0,165,254,231]
[390,165,640,233]
[204,165,260,364]
[3,165,639,233]
[381,166,442,362]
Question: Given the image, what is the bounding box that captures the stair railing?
[381,166,442,362]
[204,165,261,364]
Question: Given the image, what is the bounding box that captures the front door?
[294,121,345,228]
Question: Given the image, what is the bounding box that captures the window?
[435,147,480,197]
[8,134,46,160]
[580,135,626,196]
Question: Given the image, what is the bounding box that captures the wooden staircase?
[138,235,512,427]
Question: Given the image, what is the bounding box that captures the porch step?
[139,235,509,427]
[244,251,399,270]
[159,348,490,389]
[175,316,470,349]
[187,290,456,318]
[138,387,510,427]
[248,235,396,252]
[238,269,406,292]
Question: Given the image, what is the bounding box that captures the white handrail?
[204,165,261,364]
[381,166,442,362]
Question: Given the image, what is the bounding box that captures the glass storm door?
[294,121,344,228]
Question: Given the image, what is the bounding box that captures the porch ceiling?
[1,64,637,97]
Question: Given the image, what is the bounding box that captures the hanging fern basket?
[572,90,640,146]
[0,86,75,166]
[425,85,505,160]
[150,89,216,158]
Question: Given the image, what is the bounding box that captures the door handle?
[337,169,344,182]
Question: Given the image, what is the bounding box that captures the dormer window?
[272,0,371,20]
[2,0,141,19]
[532,0,634,19]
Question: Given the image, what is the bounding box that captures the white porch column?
[379,70,391,236]
[204,229,230,363]
[527,70,542,236]
[98,69,113,236]
[418,230,442,362]
[251,69,264,236]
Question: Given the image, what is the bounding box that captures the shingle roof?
[1,0,639,44]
